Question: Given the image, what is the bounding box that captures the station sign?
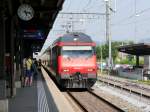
[20,29,46,40]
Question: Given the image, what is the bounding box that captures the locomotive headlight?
[63,69,69,72]
[87,68,94,72]
[73,37,78,41]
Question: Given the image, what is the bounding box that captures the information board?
[20,29,46,40]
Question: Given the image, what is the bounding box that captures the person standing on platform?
[38,59,42,71]
[24,56,33,86]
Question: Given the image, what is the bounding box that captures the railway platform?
[8,67,75,112]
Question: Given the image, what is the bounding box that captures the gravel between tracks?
[94,81,150,112]
[98,75,150,90]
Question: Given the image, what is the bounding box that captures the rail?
[67,90,125,112]
[67,91,89,112]
[87,90,125,112]
[98,77,150,99]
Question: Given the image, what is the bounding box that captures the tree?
[95,46,101,61]
[96,41,133,62]
[97,42,121,60]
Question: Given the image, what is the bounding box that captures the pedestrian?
[34,59,38,67]
[24,56,33,86]
[38,59,42,71]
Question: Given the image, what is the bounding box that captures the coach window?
[52,46,57,70]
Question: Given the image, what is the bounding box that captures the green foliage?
[117,58,136,65]
[95,46,101,60]
[101,44,108,60]
[116,56,144,65]
[96,41,123,60]
[136,80,150,85]
[96,41,133,62]
[139,58,144,65]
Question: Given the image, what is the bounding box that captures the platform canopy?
[118,43,150,56]
[0,0,65,52]
[0,0,64,28]
[0,0,65,40]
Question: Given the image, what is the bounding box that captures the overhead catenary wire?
[59,12,106,15]
[58,12,106,20]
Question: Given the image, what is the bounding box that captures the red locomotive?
[45,32,97,88]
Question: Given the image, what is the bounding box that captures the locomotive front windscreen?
[61,46,94,58]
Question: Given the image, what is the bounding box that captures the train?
[42,32,97,88]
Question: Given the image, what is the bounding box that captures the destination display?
[20,29,46,40]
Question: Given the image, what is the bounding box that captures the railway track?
[67,90,124,112]
[98,76,150,99]
[43,66,149,111]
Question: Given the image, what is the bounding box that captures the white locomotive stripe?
[37,75,50,112]
[62,46,92,50]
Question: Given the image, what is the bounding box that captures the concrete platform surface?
[9,68,75,112]
[9,81,38,112]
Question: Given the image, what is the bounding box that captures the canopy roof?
[118,43,150,56]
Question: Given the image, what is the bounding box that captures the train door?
[50,48,52,67]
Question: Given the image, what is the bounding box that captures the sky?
[40,0,150,53]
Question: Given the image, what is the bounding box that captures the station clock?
[17,4,34,21]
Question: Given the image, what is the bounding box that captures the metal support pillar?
[100,46,103,74]
[16,37,20,71]
[106,0,109,43]
[0,15,6,99]
[0,17,5,80]
[106,0,112,74]
[136,55,139,67]
[10,18,15,97]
